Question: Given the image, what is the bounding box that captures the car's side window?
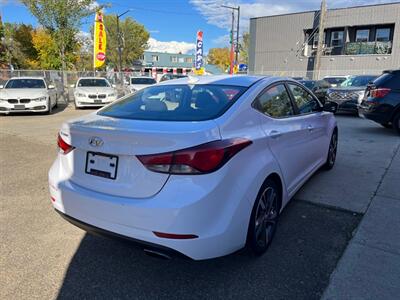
[255,84,294,118]
[288,83,320,114]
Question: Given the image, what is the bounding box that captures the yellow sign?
[93,11,106,68]
[193,67,205,75]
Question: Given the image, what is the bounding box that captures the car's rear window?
[131,78,156,85]
[373,73,400,89]
[98,84,247,121]
[5,79,46,89]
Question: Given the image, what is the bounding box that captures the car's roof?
[77,77,108,80]
[157,75,268,87]
[9,77,45,80]
[130,76,154,79]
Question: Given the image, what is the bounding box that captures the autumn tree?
[207,47,230,72]
[31,28,61,69]
[103,15,149,68]
[239,32,250,64]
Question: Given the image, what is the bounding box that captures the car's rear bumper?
[55,209,191,259]
[49,157,254,260]
[358,104,393,124]
[330,99,359,112]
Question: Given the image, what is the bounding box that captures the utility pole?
[116,10,131,79]
[222,5,240,74]
[313,0,327,80]
[236,6,240,64]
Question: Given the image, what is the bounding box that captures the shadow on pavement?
[56,201,361,300]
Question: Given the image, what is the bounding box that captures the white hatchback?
[49,75,338,260]
[73,77,117,108]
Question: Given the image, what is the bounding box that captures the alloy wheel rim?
[329,133,337,165]
[254,187,278,248]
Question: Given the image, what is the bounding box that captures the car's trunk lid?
[60,113,221,198]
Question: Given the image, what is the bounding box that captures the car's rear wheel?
[247,179,280,255]
[323,129,338,170]
[393,112,400,135]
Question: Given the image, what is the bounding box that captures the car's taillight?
[137,138,252,174]
[370,88,391,98]
[57,134,74,154]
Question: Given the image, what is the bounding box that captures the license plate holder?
[85,152,118,180]
[94,100,102,104]
[14,104,25,110]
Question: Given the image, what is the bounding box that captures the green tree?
[103,15,149,69]
[3,23,30,69]
[207,47,230,71]
[0,15,6,65]
[13,24,38,63]
[239,32,250,64]
[21,0,100,73]
[31,28,61,69]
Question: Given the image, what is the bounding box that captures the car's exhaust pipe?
[143,248,171,260]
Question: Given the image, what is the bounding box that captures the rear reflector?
[137,138,252,174]
[370,88,391,98]
[50,196,56,202]
[153,231,198,239]
[57,134,74,154]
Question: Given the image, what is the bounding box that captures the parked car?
[159,73,188,82]
[326,75,378,114]
[129,76,157,93]
[323,75,350,87]
[359,69,400,134]
[49,75,338,260]
[73,77,117,109]
[291,76,308,81]
[298,79,331,103]
[0,77,57,114]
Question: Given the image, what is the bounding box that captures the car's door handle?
[307,125,314,132]
[268,130,282,138]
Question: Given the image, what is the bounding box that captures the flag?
[93,11,106,69]
[194,30,204,75]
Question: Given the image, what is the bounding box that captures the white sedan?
[73,77,117,109]
[128,76,156,93]
[49,75,338,260]
[0,77,57,114]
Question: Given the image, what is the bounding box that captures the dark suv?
[359,69,400,134]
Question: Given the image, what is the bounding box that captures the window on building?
[139,55,144,60]
[331,31,344,47]
[178,57,184,63]
[355,29,369,42]
[185,57,193,63]
[376,28,391,42]
[170,56,178,63]
[152,55,159,62]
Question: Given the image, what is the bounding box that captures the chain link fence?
[0,69,144,103]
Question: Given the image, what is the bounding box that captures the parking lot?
[1,105,399,299]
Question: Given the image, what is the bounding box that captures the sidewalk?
[323,145,400,299]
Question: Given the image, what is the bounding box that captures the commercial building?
[249,2,400,78]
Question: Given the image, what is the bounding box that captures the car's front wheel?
[45,98,52,115]
[323,129,338,170]
[247,179,280,255]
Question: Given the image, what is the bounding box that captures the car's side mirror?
[48,84,55,89]
[0,85,3,89]
[322,101,338,113]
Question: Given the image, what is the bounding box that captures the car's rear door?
[287,82,330,169]
[254,83,313,195]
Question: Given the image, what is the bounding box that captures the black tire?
[247,179,280,256]
[54,95,58,109]
[323,129,338,170]
[393,112,400,135]
[379,123,392,129]
[45,99,52,115]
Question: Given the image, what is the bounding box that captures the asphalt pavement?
[0,105,399,299]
